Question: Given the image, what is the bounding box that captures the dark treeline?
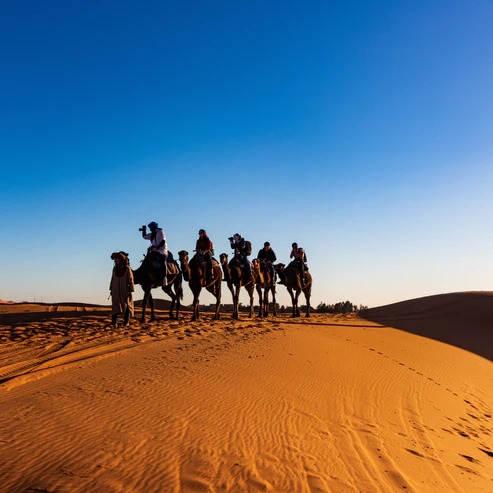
[316,301,367,313]
[202,301,367,314]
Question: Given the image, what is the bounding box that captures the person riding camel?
[290,242,308,284]
[257,241,277,282]
[196,229,215,280]
[229,233,252,278]
[140,221,168,286]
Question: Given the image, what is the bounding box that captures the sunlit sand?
[1,293,492,492]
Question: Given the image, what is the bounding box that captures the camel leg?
[305,291,311,318]
[168,298,175,319]
[294,290,301,317]
[162,286,174,320]
[174,280,181,320]
[248,286,254,318]
[149,293,156,322]
[288,288,297,318]
[213,284,221,320]
[271,286,277,317]
[140,289,150,323]
[192,289,200,321]
[232,285,240,319]
[169,286,178,319]
[175,295,181,319]
[263,289,269,317]
[256,286,263,318]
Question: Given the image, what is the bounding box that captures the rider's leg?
[243,257,251,277]
[206,253,214,279]
[161,254,168,286]
[298,260,306,284]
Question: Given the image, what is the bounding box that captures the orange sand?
[0,293,492,492]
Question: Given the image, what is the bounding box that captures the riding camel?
[220,253,255,319]
[275,261,312,317]
[178,251,222,321]
[132,253,183,323]
[252,258,277,317]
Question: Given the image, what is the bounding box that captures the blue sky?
[1,1,492,308]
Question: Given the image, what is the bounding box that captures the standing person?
[229,233,252,276]
[257,241,277,281]
[196,228,215,280]
[140,221,168,286]
[290,242,308,283]
[109,251,134,327]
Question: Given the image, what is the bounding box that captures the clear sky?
[1,1,492,309]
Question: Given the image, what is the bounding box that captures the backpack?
[300,248,307,262]
[243,240,252,256]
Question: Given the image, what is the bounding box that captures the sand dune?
[360,291,493,361]
[0,294,492,492]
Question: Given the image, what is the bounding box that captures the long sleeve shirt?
[144,229,167,256]
[196,236,213,254]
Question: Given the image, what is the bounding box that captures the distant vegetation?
[316,301,367,314]
[201,301,368,314]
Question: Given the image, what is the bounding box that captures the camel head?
[219,253,228,265]
[178,250,189,264]
[275,263,285,275]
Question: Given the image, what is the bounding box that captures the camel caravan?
[110,222,312,324]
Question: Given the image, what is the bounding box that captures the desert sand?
[0,292,492,492]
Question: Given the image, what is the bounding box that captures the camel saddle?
[148,252,180,276]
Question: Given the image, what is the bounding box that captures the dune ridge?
[360,291,493,361]
[0,293,492,492]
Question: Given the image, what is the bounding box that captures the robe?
[110,267,134,316]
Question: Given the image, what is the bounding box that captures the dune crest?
[360,291,493,361]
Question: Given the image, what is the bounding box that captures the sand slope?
[360,291,493,361]
[0,296,492,492]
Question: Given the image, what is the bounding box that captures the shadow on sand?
[359,291,493,362]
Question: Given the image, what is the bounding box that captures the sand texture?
[0,292,492,492]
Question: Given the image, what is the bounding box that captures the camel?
[220,253,255,319]
[132,253,183,323]
[252,258,278,317]
[178,251,222,321]
[275,261,312,317]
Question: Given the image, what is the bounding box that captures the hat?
[148,221,158,229]
[111,251,129,262]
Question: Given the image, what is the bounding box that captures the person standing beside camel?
[290,242,308,284]
[140,221,168,286]
[109,252,134,327]
[257,241,277,282]
[196,229,215,280]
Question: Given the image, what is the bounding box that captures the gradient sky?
[1,1,492,309]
